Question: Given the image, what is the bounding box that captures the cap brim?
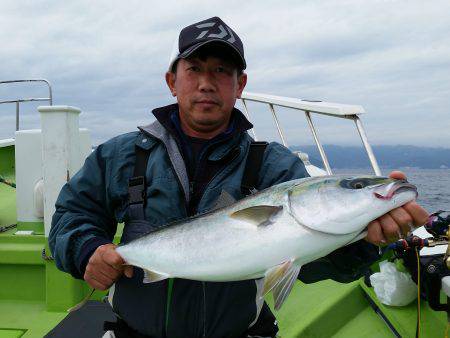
[173,39,246,70]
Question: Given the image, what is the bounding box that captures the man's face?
[166,55,247,139]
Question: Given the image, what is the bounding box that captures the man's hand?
[365,171,429,245]
[84,243,133,290]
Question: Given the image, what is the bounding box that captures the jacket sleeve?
[259,142,380,283]
[49,139,119,279]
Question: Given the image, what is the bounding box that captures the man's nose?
[198,72,216,92]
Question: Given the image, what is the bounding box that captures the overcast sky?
[1,0,449,148]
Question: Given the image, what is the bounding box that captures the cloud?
[1,0,449,147]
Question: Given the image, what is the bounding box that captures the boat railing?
[240,92,381,176]
[0,79,53,131]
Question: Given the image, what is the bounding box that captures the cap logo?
[195,22,236,43]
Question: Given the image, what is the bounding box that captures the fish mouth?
[373,180,418,200]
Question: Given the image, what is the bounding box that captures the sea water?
[334,168,450,213]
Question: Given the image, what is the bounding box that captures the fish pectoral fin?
[261,260,301,311]
[272,264,301,310]
[262,260,293,296]
[230,205,283,227]
[142,269,170,284]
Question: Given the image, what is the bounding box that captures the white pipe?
[305,111,333,175]
[353,116,382,176]
[269,104,288,147]
[240,99,258,140]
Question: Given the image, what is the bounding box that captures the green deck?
[0,143,447,337]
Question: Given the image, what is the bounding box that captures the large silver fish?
[116,175,417,310]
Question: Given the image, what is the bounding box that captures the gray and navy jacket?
[49,103,379,338]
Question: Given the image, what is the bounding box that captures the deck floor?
[0,301,66,338]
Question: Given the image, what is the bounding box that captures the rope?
[0,224,17,233]
[0,175,16,188]
[41,248,54,261]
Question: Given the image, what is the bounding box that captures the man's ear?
[236,73,247,99]
[165,72,177,97]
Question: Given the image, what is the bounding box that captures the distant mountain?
[291,145,450,169]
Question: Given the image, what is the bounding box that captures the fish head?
[287,175,418,235]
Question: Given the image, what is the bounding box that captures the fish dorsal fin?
[261,260,301,310]
[142,269,170,284]
[212,190,237,210]
[230,205,283,227]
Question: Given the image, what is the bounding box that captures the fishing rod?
[386,210,450,338]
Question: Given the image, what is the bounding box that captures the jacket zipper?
[159,143,188,336]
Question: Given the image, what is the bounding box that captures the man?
[49,16,428,338]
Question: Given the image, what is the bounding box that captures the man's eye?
[188,66,200,72]
[216,66,232,74]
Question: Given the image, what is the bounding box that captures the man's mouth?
[196,100,218,105]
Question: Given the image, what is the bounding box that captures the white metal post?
[241,99,258,140]
[304,111,333,175]
[269,104,288,147]
[353,116,382,175]
[39,105,82,237]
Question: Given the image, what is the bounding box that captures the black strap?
[241,141,268,196]
[128,146,151,220]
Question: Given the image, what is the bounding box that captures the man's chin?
[188,119,228,137]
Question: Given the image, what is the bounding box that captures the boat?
[0,79,447,337]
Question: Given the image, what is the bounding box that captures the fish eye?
[354,182,364,189]
[339,178,370,190]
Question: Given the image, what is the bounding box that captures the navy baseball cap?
[168,16,246,71]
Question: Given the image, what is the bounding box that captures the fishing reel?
[389,210,450,312]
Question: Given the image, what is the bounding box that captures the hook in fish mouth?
[373,180,418,200]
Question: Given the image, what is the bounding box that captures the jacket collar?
[140,103,253,161]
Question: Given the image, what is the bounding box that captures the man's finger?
[85,264,115,286]
[366,220,386,245]
[85,275,108,291]
[124,266,134,278]
[98,264,123,281]
[388,171,406,180]
[403,201,429,227]
[102,247,125,269]
[388,207,413,236]
[93,271,115,287]
[378,213,401,242]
